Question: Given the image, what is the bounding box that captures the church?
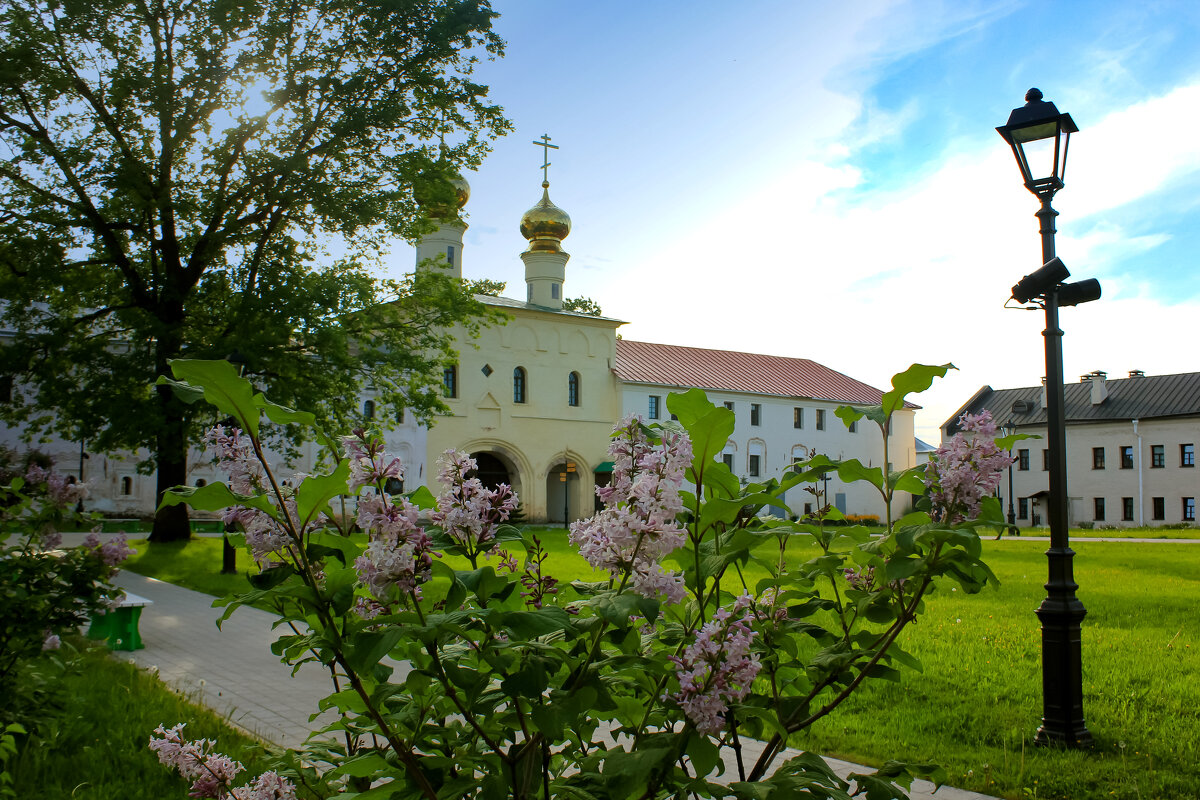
[1,151,917,523]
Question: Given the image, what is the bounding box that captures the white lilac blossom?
[925,410,1016,524]
[671,596,762,735]
[430,450,518,553]
[568,416,691,604]
[149,723,296,800]
[202,425,264,495]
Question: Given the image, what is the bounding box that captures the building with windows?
[1,167,917,523]
[943,371,1200,528]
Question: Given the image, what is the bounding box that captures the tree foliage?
[562,296,602,316]
[0,0,511,539]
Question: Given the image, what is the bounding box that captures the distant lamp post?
[1002,427,1017,536]
[998,89,1100,748]
[219,349,250,575]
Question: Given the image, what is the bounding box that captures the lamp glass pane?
[1010,120,1059,143]
[1020,137,1056,181]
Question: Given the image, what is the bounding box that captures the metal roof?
[614,340,896,405]
[944,372,1200,434]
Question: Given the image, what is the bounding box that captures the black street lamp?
[998,89,1100,749]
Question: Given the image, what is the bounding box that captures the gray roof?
[944,372,1200,434]
[478,294,626,323]
[915,437,938,454]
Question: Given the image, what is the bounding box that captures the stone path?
[87,559,996,800]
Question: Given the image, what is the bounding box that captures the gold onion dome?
[450,172,471,210]
[520,181,571,252]
[415,167,470,220]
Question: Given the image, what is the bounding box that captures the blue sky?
[379,1,1200,441]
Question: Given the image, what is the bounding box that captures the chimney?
[1087,370,1108,405]
[1128,369,1145,379]
[1041,377,1048,410]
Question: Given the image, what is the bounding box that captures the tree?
[562,296,602,316]
[0,0,511,541]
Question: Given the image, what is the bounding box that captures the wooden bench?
[87,591,153,651]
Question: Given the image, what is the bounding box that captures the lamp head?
[1011,256,1071,303]
[1057,278,1102,307]
[997,88,1078,198]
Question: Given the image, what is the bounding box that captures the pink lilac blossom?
[352,491,432,602]
[843,566,876,592]
[429,450,518,552]
[341,430,404,491]
[671,596,762,735]
[568,416,691,604]
[149,723,296,800]
[202,425,264,495]
[42,631,61,650]
[924,410,1017,524]
[222,506,289,564]
[229,772,298,800]
[81,531,134,566]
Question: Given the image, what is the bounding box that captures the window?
[1153,497,1165,521]
[446,245,455,269]
[1182,444,1195,467]
[1093,497,1105,521]
[513,367,527,404]
[443,365,458,398]
[384,477,405,496]
[1092,447,1105,469]
[568,372,580,407]
[816,409,826,431]
[0,375,11,404]
[724,401,734,412]
[551,282,560,300]
[1018,497,1029,520]
[1018,449,1030,471]
[793,407,803,429]
[848,420,857,433]
[1122,497,1134,521]
[1042,449,1049,471]
[1151,445,1165,468]
[1186,498,1196,522]
[748,454,761,477]
[363,400,375,420]
[121,476,133,496]
[750,404,761,426]
[721,453,734,470]
[648,395,661,420]
[1120,446,1133,469]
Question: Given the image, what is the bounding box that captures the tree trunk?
[149,316,192,543]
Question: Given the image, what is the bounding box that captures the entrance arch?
[545,458,583,525]
[470,451,513,491]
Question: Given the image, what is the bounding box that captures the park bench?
[87,591,153,651]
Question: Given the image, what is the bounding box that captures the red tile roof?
[614,340,890,405]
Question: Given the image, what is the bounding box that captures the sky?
[378,0,1200,443]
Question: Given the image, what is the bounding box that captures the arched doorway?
[545,459,582,525]
[469,452,512,490]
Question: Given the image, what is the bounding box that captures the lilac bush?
[152,359,1005,799]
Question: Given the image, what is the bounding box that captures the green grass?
[10,641,272,800]
[1015,525,1200,540]
[127,529,1200,799]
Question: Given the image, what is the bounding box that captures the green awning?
[594,461,615,473]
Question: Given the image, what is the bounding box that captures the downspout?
[1133,419,1143,526]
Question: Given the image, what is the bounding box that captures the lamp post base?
[1034,547,1093,749]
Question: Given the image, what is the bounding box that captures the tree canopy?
[0,0,511,540]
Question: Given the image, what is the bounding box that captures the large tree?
[0,0,510,541]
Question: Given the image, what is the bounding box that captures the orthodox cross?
[532,134,558,183]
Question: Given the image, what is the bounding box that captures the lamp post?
[998,89,1100,748]
[1002,426,1018,536]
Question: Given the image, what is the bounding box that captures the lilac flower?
[230,772,298,800]
[149,723,295,800]
[341,429,404,491]
[352,491,432,602]
[843,566,876,592]
[670,596,761,735]
[42,631,61,651]
[80,531,135,566]
[429,450,518,553]
[569,416,691,604]
[925,410,1017,523]
[202,425,263,495]
[222,506,289,564]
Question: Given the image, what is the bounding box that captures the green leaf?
[295,460,351,528]
[248,563,294,590]
[501,606,574,639]
[686,730,722,777]
[165,359,261,435]
[880,363,954,417]
[345,628,404,674]
[257,396,315,427]
[836,459,885,491]
[158,482,280,519]
[407,484,438,510]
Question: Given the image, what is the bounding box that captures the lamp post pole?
[998,89,1096,748]
[1003,427,1017,535]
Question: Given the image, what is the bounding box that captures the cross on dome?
[532,134,559,185]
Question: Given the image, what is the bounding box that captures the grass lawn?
[1011,525,1200,540]
[9,640,273,800]
[124,527,1199,799]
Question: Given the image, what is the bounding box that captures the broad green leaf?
[165,359,261,435]
[158,482,279,519]
[880,363,954,417]
[295,460,351,528]
[257,396,316,427]
[407,485,438,510]
[685,731,722,777]
[344,628,404,674]
[836,459,884,491]
[890,465,928,494]
[248,563,294,590]
[501,606,573,639]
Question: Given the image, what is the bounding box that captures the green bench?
[87,591,153,651]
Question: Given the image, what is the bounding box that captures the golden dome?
[415,166,470,221]
[451,172,471,209]
[520,182,571,252]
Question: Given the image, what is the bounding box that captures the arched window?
[363,400,375,419]
[195,478,207,488]
[568,372,580,407]
[120,476,133,495]
[513,367,527,404]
